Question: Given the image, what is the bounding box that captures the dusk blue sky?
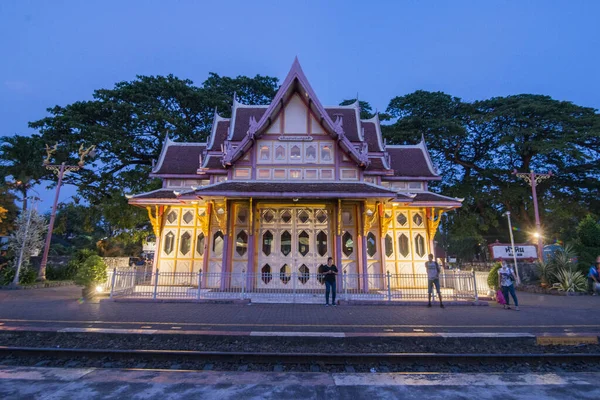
[1,0,599,210]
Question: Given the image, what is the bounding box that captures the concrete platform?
[1,366,599,400]
[0,286,599,336]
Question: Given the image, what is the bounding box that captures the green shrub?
[18,267,37,285]
[0,265,37,285]
[487,262,502,290]
[0,266,15,285]
[552,267,587,292]
[536,261,556,285]
[74,255,107,288]
[46,264,73,281]
[63,249,97,280]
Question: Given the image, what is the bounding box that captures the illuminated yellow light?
[95,285,104,293]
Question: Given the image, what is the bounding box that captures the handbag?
[496,289,506,305]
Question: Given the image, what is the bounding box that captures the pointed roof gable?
[361,114,386,152]
[222,58,370,167]
[151,136,207,176]
[386,137,440,180]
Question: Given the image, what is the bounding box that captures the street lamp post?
[38,144,95,281]
[502,211,521,285]
[512,169,553,261]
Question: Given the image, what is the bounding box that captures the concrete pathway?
[1,286,600,335]
[0,366,599,399]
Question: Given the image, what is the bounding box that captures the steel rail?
[1,346,599,365]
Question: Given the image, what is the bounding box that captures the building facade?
[129,59,462,289]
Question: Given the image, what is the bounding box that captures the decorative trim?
[221,58,369,168]
[146,205,164,237]
[210,199,228,235]
[362,201,379,236]
[427,208,445,240]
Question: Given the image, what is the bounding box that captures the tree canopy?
[29,73,279,245]
[0,134,48,210]
[383,91,600,259]
[15,70,600,260]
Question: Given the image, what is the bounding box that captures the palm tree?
[0,135,46,210]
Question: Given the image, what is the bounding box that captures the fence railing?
[106,268,488,303]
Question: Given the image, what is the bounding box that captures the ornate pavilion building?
[129,59,462,289]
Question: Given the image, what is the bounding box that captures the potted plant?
[75,255,108,300]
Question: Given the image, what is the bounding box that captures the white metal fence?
[106,269,490,303]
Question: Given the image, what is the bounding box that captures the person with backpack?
[425,254,444,308]
[587,256,600,295]
[498,261,519,310]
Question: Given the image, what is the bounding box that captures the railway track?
[2,346,600,372]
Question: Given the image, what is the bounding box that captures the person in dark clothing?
[587,256,600,295]
[320,257,338,306]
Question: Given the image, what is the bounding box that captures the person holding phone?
[320,257,338,306]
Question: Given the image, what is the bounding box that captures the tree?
[0,185,18,236]
[8,207,47,284]
[339,99,392,121]
[574,214,600,270]
[385,91,600,254]
[0,135,48,210]
[30,73,279,236]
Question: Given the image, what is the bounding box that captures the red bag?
[496,289,506,305]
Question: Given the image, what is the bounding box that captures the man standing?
[321,257,338,306]
[425,254,444,308]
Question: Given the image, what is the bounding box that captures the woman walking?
[498,261,519,310]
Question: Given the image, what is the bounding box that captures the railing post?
[196,270,202,301]
[386,271,392,302]
[109,267,117,299]
[292,271,297,304]
[153,270,159,300]
[129,268,135,293]
[343,271,348,301]
[241,269,246,300]
[472,269,478,301]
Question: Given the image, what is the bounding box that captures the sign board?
[489,243,538,260]
[278,135,313,141]
[142,240,156,252]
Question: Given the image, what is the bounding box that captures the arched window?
[180,232,191,255]
[290,145,301,159]
[212,231,224,256]
[321,145,332,161]
[260,145,270,160]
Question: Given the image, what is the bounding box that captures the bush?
[0,266,15,285]
[0,265,37,285]
[61,249,97,281]
[18,267,37,285]
[536,261,556,285]
[74,255,107,287]
[46,264,75,281]
[487,262,502,290]
[552,267,587,293]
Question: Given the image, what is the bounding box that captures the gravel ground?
[1,332,600,373]
[1,354,598,374]
[1,331,599,354]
